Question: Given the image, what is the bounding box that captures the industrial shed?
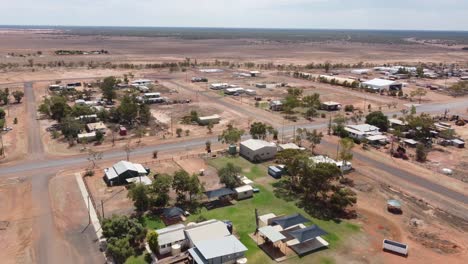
[362,78,402,92]
[103,160,149,186]
[240,139,277,162]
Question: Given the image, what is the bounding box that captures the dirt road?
[24,82,44,158]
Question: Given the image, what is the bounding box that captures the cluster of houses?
[209,83,257,96]
[237,139,353,178]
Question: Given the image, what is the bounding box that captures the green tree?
[338,138,354,173]
[100,76,117,102]
[410,88,427,104]
[60,116,83,139]
[150,174,173,207]
[306,129,323,154]
[101,215,147,244]
[416,66,424,78]
[43,96,71,121]
[416,144,428,162]
[249,122,268,139]
[139,104,152,125]
[95,130,104,143]
[207,122,214,134]
[172,170,191,201]
[305,107,318,120]
[218,123,244,145]
[12,90,24,103]
[219,162,241,188]
[365,111,389,131]
[118,95,138,124]
[176,128,183,137]
[146,230,159,253]
[127,183,150,213]
[107,237,135,264]
[188,174,203,202]
[0,108,5,119]
[302,93,321,108]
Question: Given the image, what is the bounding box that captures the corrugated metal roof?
[185,220,230,243]
[193,235,247,260]
[157,224,186,246]
[241,139,276,151]
[288,225,327,243]
[258,226,286,243]
[363,78,396,87]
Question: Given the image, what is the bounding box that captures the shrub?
[344,105,354,112]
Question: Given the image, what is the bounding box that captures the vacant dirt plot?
[0,177,34,264]
[175,157,223,192]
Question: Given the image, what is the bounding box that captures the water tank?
[236,258,248,264]
[228,144,237,155]
[171,244,181,256]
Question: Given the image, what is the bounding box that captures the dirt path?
[24,82,44,159]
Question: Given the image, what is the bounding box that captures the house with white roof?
[131,79,153,87]
[184,220,232,247]
[156,224,187,255]
[188,235,247,264]
[362,78,402,92]
[345,124,381,139]
[240,139,277,162]
[103,160,149,186]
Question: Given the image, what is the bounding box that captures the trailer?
[383,239,408,256]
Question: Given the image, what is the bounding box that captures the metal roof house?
[240,139,277,162]
[156,224,188,255]
[188,235,248,264]
[345,124,381,139]
[103,160,148,186]
[310,155,352,172]
[86,122,107,133]
[269,100,283,111]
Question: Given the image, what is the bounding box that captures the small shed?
[86,122,107,133]
[198,114,221,125]
[451,139,465,148]
[387,200,402,214]
[77,132,96,143]
[119,126,127,136]
[268,165,285,179]
[234,185,253,200]
[403,139,418,148]
[321,101,342,111]
[269,100,283,111]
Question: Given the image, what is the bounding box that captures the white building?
[156,224,188,255]
[351,69,370,75]
[240,139,277,162]
[245,89,257,95]
[131,79,153,87]
[362,78,402,92]
[225,87,245,95]
[210,83,229,90]
[234,185,254,200]
[278,143,304,151]
[345,124,381,139]
[310,155,352,172]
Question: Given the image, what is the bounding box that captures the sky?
[1,0,467,31]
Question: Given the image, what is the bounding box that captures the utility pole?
[101,200,105,219]
[0,133,4,157]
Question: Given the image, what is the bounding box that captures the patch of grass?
[125,254,148,264]
[208,156,267,180]
[345,222,360,232]
[319,256,336,264]
[139,215,165,230]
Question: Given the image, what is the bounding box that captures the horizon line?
[1,24,468,33]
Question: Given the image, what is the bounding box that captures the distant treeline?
[55,49,109,55]
[40,26,468,45]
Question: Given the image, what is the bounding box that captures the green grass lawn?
[142,156,360,263]
[124,255,147,264]
[208,156,268,180]
[138,214,165,230]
